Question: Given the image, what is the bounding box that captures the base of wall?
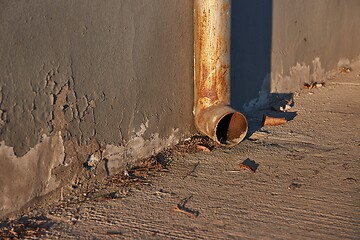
[0,132,65,219]
[0,126,186,220]
[243,57,359,112]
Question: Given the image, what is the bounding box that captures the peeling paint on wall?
[0,132,65,218]
[103,127,180,176]
[0,0,194,219]
[0,0,194,158]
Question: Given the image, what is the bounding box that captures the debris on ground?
[248,131,268,141]
[182,160,200,179]
[106,230,123,236]
[263,115,287,126]
[339,66,352,73]
[79,154,172,202]
[105,188,130,199]
[84,151,102,168]
[0,216,53,239]
[343,177,357,183]
[124,154,169,181]
[304,82,325,89]
[239,163,256,173]
[239,158,259,173]
[171,196,199,218]
[154,189,177,198]
[196,145,211,152]
[272,98,294,112]
[273,103,292,112]
[172,136,215,154]
[288,182,302,190]
[171,205,199,218]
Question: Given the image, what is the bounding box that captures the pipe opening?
[216,112,248,146]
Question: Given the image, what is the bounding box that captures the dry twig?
[171,205,199,218]
[263,115,287,126]
[171,196,199,218]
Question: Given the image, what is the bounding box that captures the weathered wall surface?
[231,0,360,111]
[0,0,194,218]
[271,0,360,93]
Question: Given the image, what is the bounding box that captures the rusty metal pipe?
[194,0,248,146]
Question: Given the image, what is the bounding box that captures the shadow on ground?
[230,0,297,136]
[244,93,297,138]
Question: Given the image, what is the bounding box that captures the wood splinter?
[239,163,256,173]
[263,115,287,126]
[196,145,211,152]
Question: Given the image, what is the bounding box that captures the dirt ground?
[1,63,360,239]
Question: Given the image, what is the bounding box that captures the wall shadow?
[230,0,273,111]
[230,1,297,137]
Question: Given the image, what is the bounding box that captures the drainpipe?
[194,0,248,147]
[194,0,248,146]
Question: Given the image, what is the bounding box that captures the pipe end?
[195,105,248,147]
[216,112,248,147]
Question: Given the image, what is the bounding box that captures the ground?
[1,63,360,239]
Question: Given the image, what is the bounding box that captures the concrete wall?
[1,0,360,219]
[0,0,194,218]
[231,0,360,111]
[271,0,360,93]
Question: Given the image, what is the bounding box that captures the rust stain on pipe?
[194,0,248,146]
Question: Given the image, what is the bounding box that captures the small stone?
[272,99,293,112]
[85,151,102,168]
[279,104,292,112]
[109,188,129,199]
[288,182,302,190]
[339,66,351,73]
[315,83,324,88]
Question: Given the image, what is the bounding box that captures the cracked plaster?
[0,0,194,218]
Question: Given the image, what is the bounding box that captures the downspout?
[194,0,248,146]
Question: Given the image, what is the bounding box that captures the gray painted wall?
[271,0,360,93]
[231,0,360,111]
[0,0,194,157]
[0,0,194,218]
